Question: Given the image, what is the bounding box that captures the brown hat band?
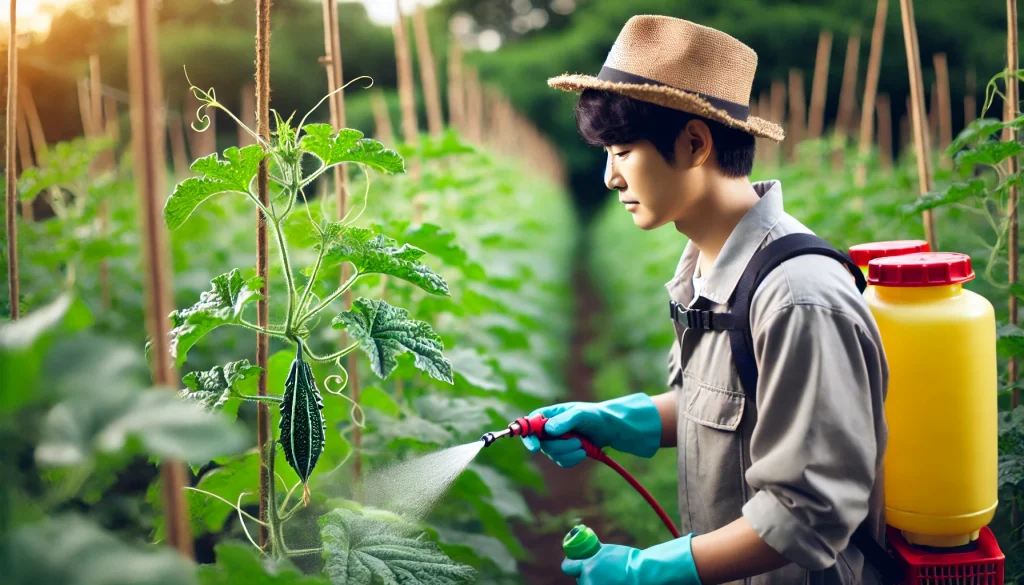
[596,66,750,122]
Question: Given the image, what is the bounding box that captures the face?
[603,120,713,230]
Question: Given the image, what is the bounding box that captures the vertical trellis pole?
[877,92,893,170]
[255,0,272,549]
[833,32,860,168]
[15,96,32,221]
[808,31,832,140]
[1006,0,1019,409]
[127,0,193,558]
[89,55,112,309]
[371,90,394,144]
[448,39,465,132]
[786,69,806,160]
[413,5,443,137]
[899,0,938,250]
[6,0,18,320]
[856,0,887,185]
[167,111,189,180]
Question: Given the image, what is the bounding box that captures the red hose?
[511,413,681,540]
[591,450,681,539]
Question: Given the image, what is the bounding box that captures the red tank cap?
[868,252,975,287]
[848,240,931,267]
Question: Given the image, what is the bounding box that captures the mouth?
[620,199,639,205]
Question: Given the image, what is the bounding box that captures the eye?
[614,150,631,159]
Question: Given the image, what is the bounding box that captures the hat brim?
[548,73,785,143]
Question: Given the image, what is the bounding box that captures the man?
[522,15,890,585]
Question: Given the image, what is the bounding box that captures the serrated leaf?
[199,542,330,585]
[0,515,198,585]
[279,342,326,484]
[332,298,453,383]
[379,221,486,280]
[164,145,266,229]
[902,179,986,214]
[949,118,1010,153]
[180,359,262,417]
[319,508,477,585]
[954,140,1024,168]
[325,227,449,295]
[167,269,264,367]
[300,124,405,174]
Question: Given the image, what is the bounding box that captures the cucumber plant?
[164,79,471,582]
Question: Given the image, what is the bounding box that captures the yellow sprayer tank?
[849,239,931,279]
[866,252,997,547]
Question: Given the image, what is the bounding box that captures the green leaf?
[325,227,449,295]
[319,508,477,585]
[279,342,326,484]
[998,324,1024,358]
[198,542,330,585]
[1011,283,1024,301]
[954,140,1024,168]
[360,385,402,417]
[15,137,109,200]
[180,360,262,418]
[432,527,517,575]
[332,298,453,383]
[448,348,505,392]
[999,454,1024,487]
[948,118,1008,153]
[902,179,986,214]
[167,269,264,367]
[0,294,73,411]
[0,515,198,585]
[164,145,266,229]
[36,387,250,467]
[377,221,486,280]
[300,124,405,174]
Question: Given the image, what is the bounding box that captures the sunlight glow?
[339,0,441,27]
[0,0,80,35]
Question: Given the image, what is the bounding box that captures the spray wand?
[481,413,681,539]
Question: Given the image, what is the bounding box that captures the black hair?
[574,88,756,178]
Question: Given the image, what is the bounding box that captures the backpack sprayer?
[480,412,681,539]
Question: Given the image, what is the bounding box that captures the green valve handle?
[563,524,602,560]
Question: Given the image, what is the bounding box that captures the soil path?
[511,265,629,584]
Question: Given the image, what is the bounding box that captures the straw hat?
[548,15,784,142]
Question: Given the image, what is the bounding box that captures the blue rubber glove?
[520,393,661,467]
[561,535,703,585]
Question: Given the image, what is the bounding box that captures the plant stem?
[239,394,283,404]
[304,341,359,363]
[238,319,287,338]
[295,245,327,324]
[299,269,359,324]
[285,548,323,556]
[264,440,289,559]
[268,216,297,335]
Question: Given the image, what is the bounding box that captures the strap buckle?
[669,301,715,330]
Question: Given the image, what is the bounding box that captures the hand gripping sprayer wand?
[481,413,681,540]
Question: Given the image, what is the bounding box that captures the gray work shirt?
[665,180,889,584]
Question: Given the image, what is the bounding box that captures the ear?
[676,119,714,168]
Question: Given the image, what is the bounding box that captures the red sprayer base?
[886,526,1004,585]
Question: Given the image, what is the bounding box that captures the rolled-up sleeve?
[741,302,886,570]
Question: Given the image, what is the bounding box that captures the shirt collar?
[664,180,785,306]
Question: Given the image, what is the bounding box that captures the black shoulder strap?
[726,233,900,585]
[727,233,866,400]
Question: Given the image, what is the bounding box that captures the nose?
[604,153,626,192]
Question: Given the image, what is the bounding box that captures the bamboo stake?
[448,40,465,132]
[856,0,888,185]
[371,90,394,144]
[105,97,119,143]
[934,54,953,169]
[1006,0,1019,408]
[899,0,937,249]
[128,0,193,558]
[877,92,893,170]
[255,0,272,549]
[965,69,977,126]
[19,84,46,162]
[413,5,443,136]
[168,113,189,181]
[465,67,482,145]
[770,79,786,165]
[786,69,806,160]
[239,82,255,146]
[394,0,419,160]
[808,31,833,140]
[320,0,348,217]
[833,33,861,168]
[6,0,18,320]
[90,56,112,310]
[16,105,33,221]
[929,81,939,149]
[757,91,770,167]
[77,78,94,138]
